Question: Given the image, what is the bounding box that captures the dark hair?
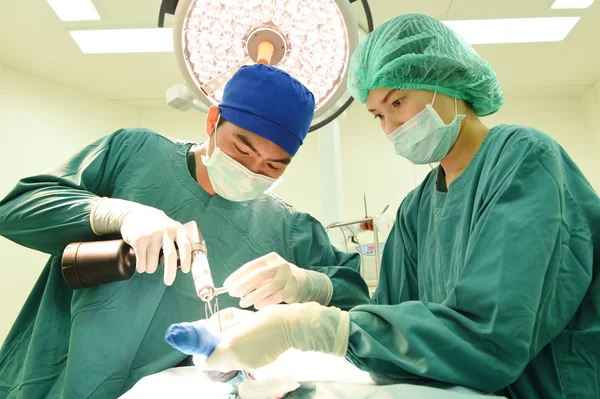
[217,114,228,129]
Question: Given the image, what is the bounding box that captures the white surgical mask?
[202,117,281,202]
[388,92,465,165]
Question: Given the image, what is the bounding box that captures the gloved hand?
[205,302,349,372]
[90,197,192,285]
[165,308,255,357]
[190,307,256,369]
[224,252,333,309]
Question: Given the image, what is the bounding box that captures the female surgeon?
[172,13,600,399]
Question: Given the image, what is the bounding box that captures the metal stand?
[326,217,380,289]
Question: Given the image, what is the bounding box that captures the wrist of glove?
[293,267,333,306]
[90,197,139,235]
[204,302,349,372]
[288,302,349,356]
[90,198,192,285]
[224,252,333,309]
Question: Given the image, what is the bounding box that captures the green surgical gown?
[346,125,599,399]
[0,128,370,398]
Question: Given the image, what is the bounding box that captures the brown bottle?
[61,239,137,289]
[61,221,202,289]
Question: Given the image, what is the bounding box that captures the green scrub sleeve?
[0,129,142,255]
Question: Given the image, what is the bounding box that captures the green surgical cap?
[348,13,504,116]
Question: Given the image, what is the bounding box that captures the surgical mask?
[202,117,281,202]
[388,92,465,165]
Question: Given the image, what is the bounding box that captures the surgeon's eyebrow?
[235,133,258,153]
[368,89,398,112]
[272,157,292,165]
[235,133,292,164]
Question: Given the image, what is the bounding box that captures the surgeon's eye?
[267,164,279,170]
[374,113,383,120]
[235,146,249,156]
[392,98,403,107]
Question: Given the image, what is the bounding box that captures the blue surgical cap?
[219,64,315,156]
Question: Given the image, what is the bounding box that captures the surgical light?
[162,0,373,130]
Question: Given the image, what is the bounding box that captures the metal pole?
[326,217,373,229]
[373,222,380,285]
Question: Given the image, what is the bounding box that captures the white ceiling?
[1,0,599,109]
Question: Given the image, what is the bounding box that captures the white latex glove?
[90,197,192,285]
[205,302,349,372]
[192,307,256,370]
[224,252,333,309]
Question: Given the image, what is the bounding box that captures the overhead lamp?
[47,0,100,21]
[551,0,595,9]
[443,17,580,45]
[70,28,174,53]
[161,0,373,131]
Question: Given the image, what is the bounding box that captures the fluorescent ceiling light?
[47,0,100,21]
[551,0,595,9]
[70,28,174,53]
[443,17,580,45]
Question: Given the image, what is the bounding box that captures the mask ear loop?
[429,97,459,171]
[207,113,221,160]
[428,91,439,171]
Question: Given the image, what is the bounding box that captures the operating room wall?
[488,94,599,192]
[582,83,600,183]
[595,81,600,161]
[0,64,140,343]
